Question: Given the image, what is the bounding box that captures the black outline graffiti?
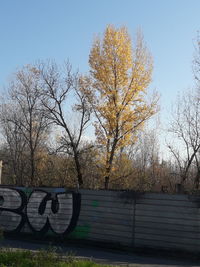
[0,188,27,233]
[26,189,81,236]
[0,187,81,237]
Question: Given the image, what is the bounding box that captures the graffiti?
[0,187,81,236]
[0,188,26,233]
[27,190,81,235]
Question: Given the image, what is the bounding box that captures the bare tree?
[38,61,91,188]
[167,88,200,188]
[0,103,28,185]
[193,33,200,84]
[0,65,50,186]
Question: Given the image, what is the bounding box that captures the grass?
[0,248,113,267]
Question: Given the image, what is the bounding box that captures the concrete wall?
[134,193,200,252]
[0,186,200,252]
[73,189,134,246]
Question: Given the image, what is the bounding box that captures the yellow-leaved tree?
[88,25,158,189]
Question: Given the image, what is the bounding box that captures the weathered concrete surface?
[0,238,199,266]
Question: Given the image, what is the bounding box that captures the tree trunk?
[104,140,118,189]
[104,176,109,189]
[104,165,111,189]
[194,170,200,190]
[30,149,35,186]
[74,152,83,188]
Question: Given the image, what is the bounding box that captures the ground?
[0,238,199,267]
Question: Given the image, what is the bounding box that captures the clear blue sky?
[0,0,199,123]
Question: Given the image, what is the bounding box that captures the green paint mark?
[46,229,55,236]
[22,188,32,197]
[68,225,91,239]
[92,200,99,207]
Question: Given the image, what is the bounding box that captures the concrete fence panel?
[0,186,199,252]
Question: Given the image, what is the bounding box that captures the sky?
[0,0,199,145]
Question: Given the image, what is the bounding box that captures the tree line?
[0,25,199,192]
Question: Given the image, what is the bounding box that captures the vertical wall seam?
[132,198,136,248]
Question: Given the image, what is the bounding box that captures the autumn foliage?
[88,25,158,188]
[0,25,167,191]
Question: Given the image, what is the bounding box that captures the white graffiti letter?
[0,188,24,232]
[27,190,74,234]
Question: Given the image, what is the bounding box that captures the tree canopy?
[88,25,158,188]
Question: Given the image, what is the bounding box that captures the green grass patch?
[0,248,113,267]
